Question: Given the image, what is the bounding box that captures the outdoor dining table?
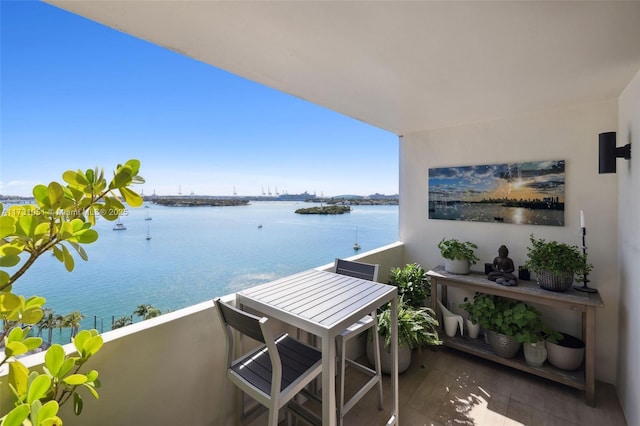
[236,268,400,425]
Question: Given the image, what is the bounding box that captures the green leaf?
[36,401,60,425]
[23,337,43,351]
[61,244,75,272]
[119,187,143,207]
[8,326,26,342]
[83,382,100,400]
[0,254,20,267]
[23,296,46,310]
[47,182,64,210]
[1,404,30,426]
[33,185,49,207]
[84,369,99,382]
[84,335,103,357]
[58,358,76,378]
[73,330,90,352]
[69,228,98,245]
[63,374,87,386]
[5,341,28,357]
[0,240,25,257]
[63,170,90,187]
[41,416,64,426]
[0,215,16,237]
[52,245,63,263]
[16,215,38,238]
[58,221,74,240]
[22,307,44,325]
[73,392,84,416]
[0,292,21,312]
[8,361,30,396]
[44,345,65,376]
[27,374,52,404]
[68,241,89,261]
[0,270,11,288]
[85,168,95,183]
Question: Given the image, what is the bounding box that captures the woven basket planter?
[486,330,522,359]
[537,269,574,292]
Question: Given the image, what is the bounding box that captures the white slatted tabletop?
[237,269,399,425]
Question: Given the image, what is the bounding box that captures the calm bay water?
[14,201,398,337]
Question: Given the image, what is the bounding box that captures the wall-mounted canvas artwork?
[428,160,565,226]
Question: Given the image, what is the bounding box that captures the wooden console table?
[427,265,604,406]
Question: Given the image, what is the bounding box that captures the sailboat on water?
[146,224,152,240]
[113,218,126,231]
[353,227,361,251]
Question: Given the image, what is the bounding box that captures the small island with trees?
[295,205,351,215]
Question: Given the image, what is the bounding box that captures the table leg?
[321,334,336,425]
[584,308,596,406]
[390,295,399,425]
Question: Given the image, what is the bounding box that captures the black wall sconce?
[599,131,631,174]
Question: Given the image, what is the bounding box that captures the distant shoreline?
[0,194,399,206]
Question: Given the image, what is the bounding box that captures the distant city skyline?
[1,2,398,198]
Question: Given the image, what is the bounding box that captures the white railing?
[1,242,404,425]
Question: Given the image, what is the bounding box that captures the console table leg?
[584,307,596,406]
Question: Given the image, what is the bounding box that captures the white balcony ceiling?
[46,1,640,135]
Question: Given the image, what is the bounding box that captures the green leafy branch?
[1,160,144,426]
[0,159,144,291]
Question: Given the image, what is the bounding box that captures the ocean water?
[11,201,398,338]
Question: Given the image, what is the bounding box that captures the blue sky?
[1,1,398,198]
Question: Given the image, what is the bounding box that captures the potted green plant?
[366,297,441,374]
[524,234,591,292]
[471,294,541,359]
[516,310,563,368]
[388,263,430,307]
[437,238,479,274]
[459,294,482,339]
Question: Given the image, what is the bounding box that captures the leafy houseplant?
[1,160,144,426]
[459,294,483,326]
[524,234,591,292]
[469,294,543,358]
[367,297,441,373]
[388,263,430,307]
[376,298,441,350]
[437,238,479,274]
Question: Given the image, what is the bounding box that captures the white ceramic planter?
[546,333,584,370]
[466,319,481,339]
[444,258,470,275]
[366,337,412,374]
[523,341,547,368]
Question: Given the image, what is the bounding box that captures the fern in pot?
[524,234,590,292]
[367,297,441,374]
[437,238,479,274]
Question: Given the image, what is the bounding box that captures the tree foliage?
[1,160,144,426]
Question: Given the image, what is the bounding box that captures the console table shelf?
[427,265,604,406]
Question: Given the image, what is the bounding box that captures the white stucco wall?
[617,68,640,426]
[399,100,620,383]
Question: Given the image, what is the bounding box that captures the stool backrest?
[334,258,379,282]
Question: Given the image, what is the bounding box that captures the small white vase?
[523,341,547,368]
[444,258,470,275]
[466,319,480,339]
